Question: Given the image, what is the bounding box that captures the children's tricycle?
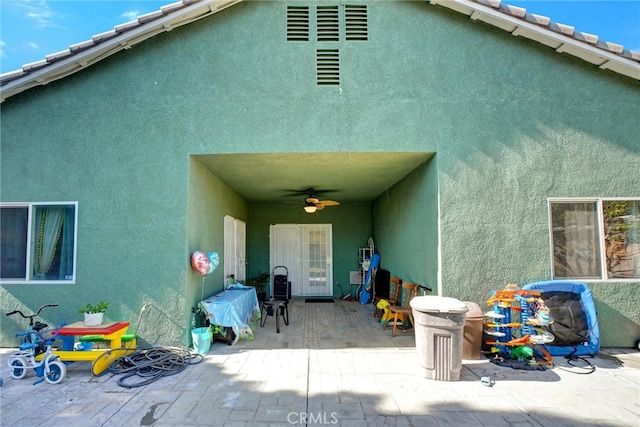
[5,304,67,384]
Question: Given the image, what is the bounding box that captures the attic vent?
[317,6,339,42]
[316,49,340,86]
[345,5,368,41]
[287,6,309,41]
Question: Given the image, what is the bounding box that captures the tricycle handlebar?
[5,304,59,319]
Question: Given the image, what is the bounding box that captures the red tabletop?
[57,321,129,336]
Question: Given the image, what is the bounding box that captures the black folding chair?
[260,266,291,333]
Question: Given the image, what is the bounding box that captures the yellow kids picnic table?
[43,321,134,375]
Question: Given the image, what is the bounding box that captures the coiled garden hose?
[95,346,204,388]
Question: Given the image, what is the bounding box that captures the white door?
[224,215,246,282]
[269,224,299,295]
[298,224,332,296]
[270,224,333,297]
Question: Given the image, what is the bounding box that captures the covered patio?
[1,299,638,426]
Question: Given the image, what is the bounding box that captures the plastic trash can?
[191,327,212,354]
[462,301,484,360]
[410,296,469,381]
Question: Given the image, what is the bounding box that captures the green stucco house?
[1,0,639,348]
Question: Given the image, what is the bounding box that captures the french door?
[270,224,333,297]
[224,215,246,282]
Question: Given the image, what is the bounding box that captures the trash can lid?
[410,296,469,313]
[462,301,484,320]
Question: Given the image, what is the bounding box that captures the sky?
[0,0,639,74]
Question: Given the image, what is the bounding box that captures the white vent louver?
[345,5,368,41]
[317,6,339,42]
[287,6,309,41]
[316,49,340,85]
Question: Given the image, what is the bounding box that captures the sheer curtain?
[33,206,72,280]
[34,207,64,278]
[59,207,75,279]
[556,203,600,278]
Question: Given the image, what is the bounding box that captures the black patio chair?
[260,266,291,333]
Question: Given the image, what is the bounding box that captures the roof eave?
[1,0,638,103]
[429,0,640,81]
[0,0,242,102]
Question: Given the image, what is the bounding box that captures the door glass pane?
[235,219,246,281]
[298,224,332,296]
[224,215,235,282]
[308,229,327,291]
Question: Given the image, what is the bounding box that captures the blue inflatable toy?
[523,280,600,357]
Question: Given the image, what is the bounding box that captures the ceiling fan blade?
[283,188,341,213]
[283,188,339,196]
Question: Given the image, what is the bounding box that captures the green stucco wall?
[420,10,640,346]
[187,158,248,338]
[1,1,639,347]
[372,157,438,291]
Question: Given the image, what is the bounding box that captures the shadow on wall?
[126,289,190,348]
[593,299,640,348]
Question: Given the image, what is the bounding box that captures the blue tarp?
[523,280,600,357]
[360,253,380,304]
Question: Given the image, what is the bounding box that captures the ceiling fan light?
[304,205,317,213]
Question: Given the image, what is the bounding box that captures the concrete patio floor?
[1,298,638,426]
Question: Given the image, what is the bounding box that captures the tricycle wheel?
[9,357,28,379]
[635,339,640,351]
[45,360,66,384]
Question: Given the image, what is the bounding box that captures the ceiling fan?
[294,188,340,213]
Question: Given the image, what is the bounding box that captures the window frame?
[547,197,640,282]
[0,201,78,285]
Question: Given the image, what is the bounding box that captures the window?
[0,202,77,283]
[549,198,640,280]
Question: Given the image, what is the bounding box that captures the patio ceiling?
[195,152,433,203]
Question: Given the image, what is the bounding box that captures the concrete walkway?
[1,299,638,426]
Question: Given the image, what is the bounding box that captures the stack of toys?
[484,284,554,368]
